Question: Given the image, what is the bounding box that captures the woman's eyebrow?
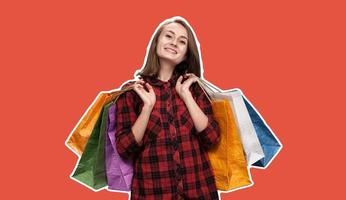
[166,30,188,40]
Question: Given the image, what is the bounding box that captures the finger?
[133,85,147,97]
[133,85,141,94]
[182,77,198,88]
[136,80,145,85]
[185,73,196,78]
[182,79,192,88]
[186,74,198,82]
[140,84,149,93]
[145,82,153,91]
[176,75,183,87]
[133,85,142,94]
[145,83,154,94]
[183,73,195,82]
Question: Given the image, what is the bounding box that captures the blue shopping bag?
[243,97,282,168]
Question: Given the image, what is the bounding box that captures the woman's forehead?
[162,23,188,38]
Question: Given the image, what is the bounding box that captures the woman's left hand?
[175,73,199,101]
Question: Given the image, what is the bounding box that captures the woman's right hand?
[132,80,156,110]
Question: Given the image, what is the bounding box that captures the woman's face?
[156,22,188,66]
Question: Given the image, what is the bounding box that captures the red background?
[1,0,345,199]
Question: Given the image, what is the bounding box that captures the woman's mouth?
[165,47,177,54]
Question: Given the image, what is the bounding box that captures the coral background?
[1,0,345,199]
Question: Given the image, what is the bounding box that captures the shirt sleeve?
[115,82,143,160]
[192,83,221,151]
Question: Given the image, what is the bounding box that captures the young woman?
[115,17,221,200]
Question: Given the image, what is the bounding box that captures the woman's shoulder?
[118,79,143,103]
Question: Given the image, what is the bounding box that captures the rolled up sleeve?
[193,84,221,150]
[115,83,143,159]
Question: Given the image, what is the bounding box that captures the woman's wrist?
[142,104,154,113]
[181,92,193,103]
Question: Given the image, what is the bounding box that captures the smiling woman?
[156,23,188,67]
[137,17,202,80]
[115,16,221,200]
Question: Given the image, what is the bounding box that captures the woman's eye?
[180,41,186,45]
[165,34,172,38]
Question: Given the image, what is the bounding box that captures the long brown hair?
[136,17,202,79]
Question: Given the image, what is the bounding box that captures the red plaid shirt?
[115,71,221,200]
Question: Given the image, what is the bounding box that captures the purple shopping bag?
[105,103,133,191]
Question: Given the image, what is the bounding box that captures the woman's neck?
[158,59,175,82]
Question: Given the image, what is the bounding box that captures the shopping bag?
[243,96,282,168]
[71,102,113,190]
[206,99,232,190]
[199,80,264,166]
[66,85,134,156]
[105,102,133,191]
[197,80,253,191]
[226,90,264,165]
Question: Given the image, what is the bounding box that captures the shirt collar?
[144,71,180,87]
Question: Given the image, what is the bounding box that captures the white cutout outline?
[64,15,283,198]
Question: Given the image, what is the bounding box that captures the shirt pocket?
[177,101,195,136]
[145,108,163,145]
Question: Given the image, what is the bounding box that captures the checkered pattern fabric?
[115,71,220,199]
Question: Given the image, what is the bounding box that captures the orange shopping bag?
[66,84,134,156]
[197,79,253,191]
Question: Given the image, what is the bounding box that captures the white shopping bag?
[197,79,264,166]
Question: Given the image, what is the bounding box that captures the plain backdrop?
[1,0,345,199]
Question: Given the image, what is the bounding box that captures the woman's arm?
[131,105,152,143]
[176,74,220,150]
[181,91,209,132]
[115,81,155,159]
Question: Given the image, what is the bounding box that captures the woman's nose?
[171,38,178,46]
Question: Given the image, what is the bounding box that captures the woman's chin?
[160,56,181,65]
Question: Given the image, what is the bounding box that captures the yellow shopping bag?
[66,85,134,155]
[198,80,252,191]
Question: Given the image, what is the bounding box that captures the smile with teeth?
[165,47,177,54]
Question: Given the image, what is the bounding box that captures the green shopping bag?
[71,102,113,190]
